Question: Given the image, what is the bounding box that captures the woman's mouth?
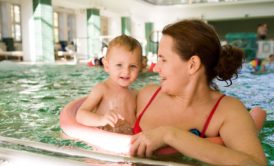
[160,77,166,83]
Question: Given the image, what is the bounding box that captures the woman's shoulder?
[137,84,160,103]
[139,84,160,96]
[136,84,160,115]
[222,95,245,109]
[220,95,250,118]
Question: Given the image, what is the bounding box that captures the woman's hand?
[130,126,174,157]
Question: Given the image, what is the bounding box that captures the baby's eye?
[116,64,122,67]
[130,65,137,68]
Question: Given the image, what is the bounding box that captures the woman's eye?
[158,57,165,62]
[116,64,122,67]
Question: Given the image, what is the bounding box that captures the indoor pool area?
[1,0,274,165]
[0,61,273,165]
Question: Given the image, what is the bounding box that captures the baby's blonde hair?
[106,35,142,62]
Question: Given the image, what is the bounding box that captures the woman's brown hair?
[162,19,244,87]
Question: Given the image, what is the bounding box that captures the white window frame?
[11,4,21,42]
[67,14,76,43]
[53,12,59,43]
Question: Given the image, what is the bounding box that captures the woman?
[130,19,267,165]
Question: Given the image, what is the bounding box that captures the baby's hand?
[100,111,124,127]
[113,120,132,134]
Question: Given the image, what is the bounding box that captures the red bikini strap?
[200,95,225,138]
[137,87,161,122]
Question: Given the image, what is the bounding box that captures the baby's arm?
[76,84,123,127]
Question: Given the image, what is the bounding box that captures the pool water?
[0,61,273,165]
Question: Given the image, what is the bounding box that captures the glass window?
[15,24,21,41]
[53,12,59,43]
[14,5,20,22]
[11,4,21,42]
[67,14,76,43]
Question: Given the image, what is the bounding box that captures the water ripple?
[0,61,273,164]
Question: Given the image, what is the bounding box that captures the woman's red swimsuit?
[133,87,225,138]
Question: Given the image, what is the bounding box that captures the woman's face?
[154,35,189,94]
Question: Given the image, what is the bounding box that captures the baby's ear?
[102,57,109,72]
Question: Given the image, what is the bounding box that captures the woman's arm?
[215,98,267,165]
[130,125,266,165]
[153,107,266,155]
[205,107,266,145]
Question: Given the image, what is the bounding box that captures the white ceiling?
[52,0,271,8]
[52,0,274,11]
[139,0,257,5]
[5,0,272,9]
[49,0,274,24]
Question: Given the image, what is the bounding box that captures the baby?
[76,35,142,134]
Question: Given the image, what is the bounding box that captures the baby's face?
[105,46,141,87]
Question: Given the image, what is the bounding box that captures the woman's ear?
[188,55,201,74]
[102,57,109,72]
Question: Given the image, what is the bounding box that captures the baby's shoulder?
[90,82,108,94]
[128,88,138,97]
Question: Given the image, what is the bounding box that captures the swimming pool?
[0,61,273,165]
